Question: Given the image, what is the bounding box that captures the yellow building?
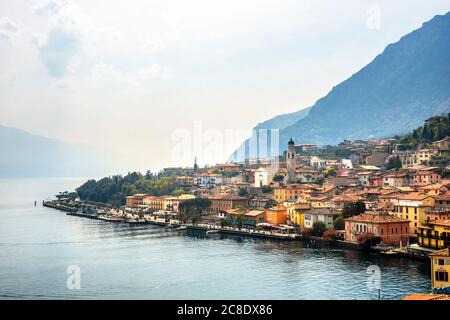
[287,202,311,229]
[430,248,450,289]
[418,219,450,249]
[273,185,312,203]
[393,193,435,235]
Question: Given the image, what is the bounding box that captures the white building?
[195,174,223,188]
[310,156,327,169]
[304,208,339,230]
[254,167,276,188]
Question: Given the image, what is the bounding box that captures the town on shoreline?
[46,114,450,299]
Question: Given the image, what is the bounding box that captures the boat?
[381,249,399,256]
[98,215,123,222]
[177,226,187,231]
[206,229,220,235]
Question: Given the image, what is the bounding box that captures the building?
[287,202,311,229]
[365,152,389,167]
[208,195,248,212]
[254,167,276,188]
[416,148,440,164]
[303,208,339,230]
[125,194,147,208]
[412,171,441,185]
[393,193,435,234]
[383,173,409,188]
[265,206,288,225]
[430,248,450,290]
[194,174,223,188]
[225,209,265,228]
[344,211,410,246]
[310,156,327,169]
[434,137,450,151]
[286,138,296,183]
[392,150,418,167]
[273,184,312,202]
[295,168,323,183]
[418,219,450,250]
[216,163,241,173]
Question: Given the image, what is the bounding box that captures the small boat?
[177,226,187,231]
[206,230,220,235]
[165,223,177,229]
[381,249,398,256]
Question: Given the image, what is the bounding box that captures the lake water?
[0,178,432,300]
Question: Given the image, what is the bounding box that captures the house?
[194,173,223,188]
[287,202,311,229]
[303,208,339,230]
[383,173,409,188]
[125,194,147,208]
[434,137,450,151]
[310,156,327,169]
[225,209,265,228]
[365,152,389,167]
[393,193,435,234]
[208,195,248,212]
[419,183,448,196]
[327,175,360,187]
[273,184,312,202]
[216,163,241,173]
[331,194,363,209]
[295,168,323,183]
[417,219,450,250]
[356,171,372,187]
[430,248,450,290]
[265,206,288,225]
[416,148,440,164]
[413,171,441,185]
[435,193,450,208]
[253,167,276,188]
[344,211,410,246]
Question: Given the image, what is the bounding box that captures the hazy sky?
[1,0,450,172]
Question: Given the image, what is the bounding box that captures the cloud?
[0,17,19,42]
[39,28,81,77]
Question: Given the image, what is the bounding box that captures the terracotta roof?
[402,294,450,300]
[396,192,432,201]
[430,219,450,228]
[345,212,409,224]
[430,248,450,257]
[436,193,450,201]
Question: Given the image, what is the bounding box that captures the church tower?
[286,138,296,183]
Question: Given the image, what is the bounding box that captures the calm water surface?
[0,178,431,300]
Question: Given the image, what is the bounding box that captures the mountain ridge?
[230,12,450,161]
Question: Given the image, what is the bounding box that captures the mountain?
[0,124,119,178]
[230,12,450,161]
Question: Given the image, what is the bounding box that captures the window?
[439,259,445,266]
[435,271,448,282]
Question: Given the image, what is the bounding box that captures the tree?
[273,175,285,183]
[342,201,365,218]
[238,188,249,197]
[386,156,402,170]
[312,221,326,237]
[333,216,345,230]
[323,167,336,177]
[261,186,272,194]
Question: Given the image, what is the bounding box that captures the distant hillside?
[398,113,450,149]
[231,12,450,161]
[0,124,119,178]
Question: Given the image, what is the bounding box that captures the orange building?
[125,194,147,208]
[344,211,411,246]
[265,206,288,225]
[273,184,312,202]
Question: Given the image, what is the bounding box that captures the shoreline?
[43,200,430,261]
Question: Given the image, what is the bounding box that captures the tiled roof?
[429,248,450,257]
[345,212,409,224]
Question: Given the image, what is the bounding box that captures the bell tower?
[287,138,296,183]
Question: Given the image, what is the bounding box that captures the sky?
[1,0,450,173]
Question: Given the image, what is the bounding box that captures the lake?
[0,178,431,299]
